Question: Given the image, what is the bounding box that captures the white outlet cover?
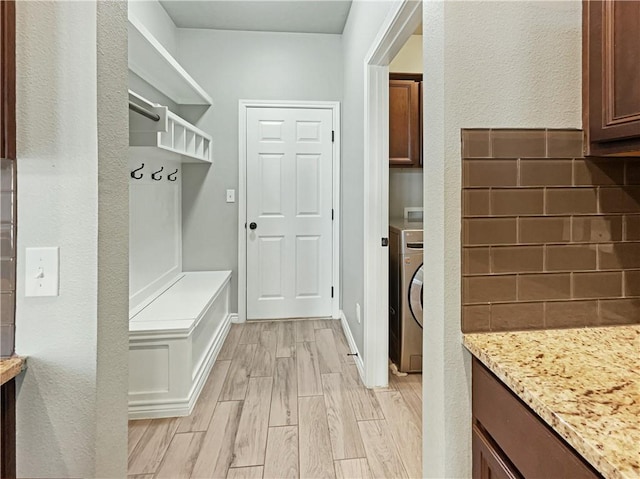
[25,247,59,297]
[226,189,235,203]
[356,303,361,324]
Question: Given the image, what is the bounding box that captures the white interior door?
[245,107,334,320]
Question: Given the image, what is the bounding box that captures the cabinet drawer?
[472,359,602,479]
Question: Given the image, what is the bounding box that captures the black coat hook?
[151,166,164,181]
[130,163,144,180]
[167,169,178,182]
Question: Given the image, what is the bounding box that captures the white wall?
[95,2,130,475]
[177,29,343,311]
[129,0,178,57]
[389,169,422,219]
[15,1,128,477]
[422,1,581,476]
[390,34,422,73]
[341,0,394,355]
[128,155,182,310]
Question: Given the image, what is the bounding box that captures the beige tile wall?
[461,129,640,332]
[0,158,15,357]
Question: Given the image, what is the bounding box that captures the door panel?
[259,154,284,215]
[258,236,285,299]
[246,107,333,319]
[296,235,321,297]
[296,154,321,216]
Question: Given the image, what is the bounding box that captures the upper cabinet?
[583,0,640,156]
[389,74,422,168]
[128,13,212,106]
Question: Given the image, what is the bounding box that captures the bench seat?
[128,271,232,419]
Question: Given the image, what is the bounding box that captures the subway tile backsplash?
[461,129,640,332]
[0,158,15,357]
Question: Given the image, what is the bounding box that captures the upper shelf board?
[128,13,213,106]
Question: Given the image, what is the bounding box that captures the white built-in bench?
[128,270,232,419]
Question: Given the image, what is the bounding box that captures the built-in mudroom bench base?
[128,271,232,419]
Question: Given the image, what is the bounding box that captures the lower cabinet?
[473,425,521,479]
[472,359,602,479]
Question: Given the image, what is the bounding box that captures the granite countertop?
[463,326,640,479]
[0,356,26,386]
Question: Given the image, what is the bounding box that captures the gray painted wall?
[15,1,129,476]
[177,29,343,311]
[340,0,394,356]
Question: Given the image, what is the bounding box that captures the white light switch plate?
[226,189,235,203]
[25,247,59,297]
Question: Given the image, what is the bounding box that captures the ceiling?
[159,0,353,35]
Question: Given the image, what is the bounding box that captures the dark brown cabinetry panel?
[389,73,422,167]
[583,0,640,156]
[472,425,521,479]
[1,0,15,160]
[472,359,602,479]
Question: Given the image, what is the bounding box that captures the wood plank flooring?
[128,319,422,479]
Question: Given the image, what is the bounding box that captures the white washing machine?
[389,219,423,373]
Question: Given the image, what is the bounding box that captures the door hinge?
[331,287,334,298]
[332,130,335,142]
[331,209,334,220]
[381,237,389,247]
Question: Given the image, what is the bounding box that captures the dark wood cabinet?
[1,0,15,161]
[472,359,602,479]
[473,425,521,479]
[583,0,640,156]
[389,73,422,167]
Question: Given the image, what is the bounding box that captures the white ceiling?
[159,0,353,34]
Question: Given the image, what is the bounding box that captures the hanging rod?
[128,101,160,122]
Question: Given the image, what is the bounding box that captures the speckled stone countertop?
[463,326,640,479]
[0,356,26,386]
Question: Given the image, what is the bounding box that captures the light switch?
[25,247,59,297]
[226,189,235,203]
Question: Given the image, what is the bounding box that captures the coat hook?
[130,163,145,180]
[151,166,164,181]
[167,169,178,182]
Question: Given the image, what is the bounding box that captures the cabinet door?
[472,425,521,479]
[389,79,421,167]
[584,0,640,155]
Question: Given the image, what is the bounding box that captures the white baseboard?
[230,313,243,324]
[339,310,365,384]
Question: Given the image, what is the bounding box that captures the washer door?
[409,264,423,328]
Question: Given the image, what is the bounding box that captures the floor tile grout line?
[130,319,421,478]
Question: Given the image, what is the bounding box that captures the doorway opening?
[362,0,422,389]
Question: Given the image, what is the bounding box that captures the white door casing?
[363,1,422,388]
[239,102,340,321]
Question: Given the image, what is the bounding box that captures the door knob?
[249,222,257,230]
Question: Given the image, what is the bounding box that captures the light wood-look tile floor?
[128,319,422,479]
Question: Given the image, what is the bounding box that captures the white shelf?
[128,13,212,106]
[129,91,212,164]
